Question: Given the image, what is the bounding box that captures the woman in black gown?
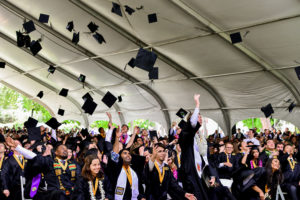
[71,154,107,200]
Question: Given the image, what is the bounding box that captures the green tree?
[128,119,156,130]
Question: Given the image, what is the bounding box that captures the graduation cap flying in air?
[261,103,274,118]
[46,117,62,130]
[134,48,157,72]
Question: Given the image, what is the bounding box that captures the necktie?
[61,160,65,165]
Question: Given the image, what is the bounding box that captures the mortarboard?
[23,35,31,48]
[46,117,61,130]
[148,13,157,23]
[23,20,36,34]
[48,65,56,74]
[111,2,122,17]
[260,103,274,118]
[28,126,42,141]
[135,48,157,72]
[81,128,89,137]
[72,32,80,45]
[176,108,188,119]
[125,5,135,15]
[230,32,242,44]
[87,22,99,33]
[287,102,296,113]
[58,108,65,116]
[127,58,136,68]
[66,21,74,32]
[0,62,5,68]
[82,92,93,102]
[37,91,43,99]
[16,31,25,47]
[102,91,117,108]
[30,40,42,56]
[178,120,187,129]
[24,117,38,129]
[78,74,86,83]
[118,95,122,102]
[148,67,158,80]
[39,14,50,23]
[295,66,300,80]
[59,88,69,97]
[93,32,106,44]
[82,98,98,115]
[149,130,158,140]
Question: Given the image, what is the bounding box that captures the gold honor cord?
[13,155,25,170]
[93,177,99,196]
[154,162,165,184]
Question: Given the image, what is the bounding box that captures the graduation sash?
[154,162,166,184]
[288,158,296,171]
[0,156,4,170]
[13,154,25,170]
[193,137,203,178]
[115,166,139,200]
[53,159,77,195]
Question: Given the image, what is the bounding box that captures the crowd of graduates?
[0,94,299,200]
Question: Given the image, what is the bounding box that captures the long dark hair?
[81,154,104,181]
[265,158,284,199]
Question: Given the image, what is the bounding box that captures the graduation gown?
[71,176,105,200]
[106,153,145,200]
[178,120,210,200]
[144,162,186,200]
[1,155,26,200]
[24,155,80,200]
[217,152,239,179]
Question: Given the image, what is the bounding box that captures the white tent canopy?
[0,0,299,135]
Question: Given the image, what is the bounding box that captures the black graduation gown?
[106,153,145,200]
[217,152,239,179]
[144,162,186,200]
[0,155,26,200]
[71,176,105,200]
[178,120,210,200]
[24,155,81,200]
[0,156,7,199]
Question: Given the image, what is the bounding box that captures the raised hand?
[106,112,112,119]
[194,94,200,106]
[5,137,18,148]
[116,126,122,138]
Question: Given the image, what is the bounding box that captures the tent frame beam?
[0,58,89,127]
[69,0,231,134]
[0,0,170,129]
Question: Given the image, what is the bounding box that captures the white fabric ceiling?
[0,0,299,134]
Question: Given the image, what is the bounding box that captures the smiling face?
[90,158,101,176]
[121,150,132,165]
[55,145,68,160]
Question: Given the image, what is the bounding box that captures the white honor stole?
[115,167,139,200]
[125,135,131,145]
[193,137,208,178]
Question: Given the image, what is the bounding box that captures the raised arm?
[190,94,200,128]
[125,126,138,148]
[113,127,122,154]
[6,137,36,159]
